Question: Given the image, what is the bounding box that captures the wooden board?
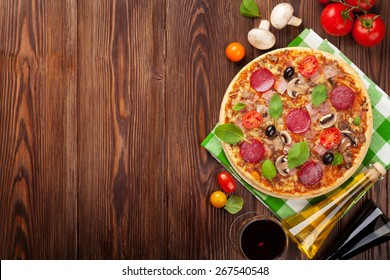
[0,0,77,259]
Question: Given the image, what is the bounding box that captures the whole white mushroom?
[270,3,302,30]
[247,20,276,50]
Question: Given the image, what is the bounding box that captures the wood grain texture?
[76,0,166,259]
[0,0,389,260]
[0,0,77,259]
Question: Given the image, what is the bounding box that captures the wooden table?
[1,0,389,260]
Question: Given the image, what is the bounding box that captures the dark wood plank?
[76,0,166,259]
[0,0,77,259]
[165,0,258,259]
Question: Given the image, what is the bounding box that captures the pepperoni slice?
[250,68,275,92]
[285,109,311,134]
[298,161,324,186]
[330,86,355,110]
[240,139,265,163]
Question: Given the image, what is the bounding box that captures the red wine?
[240,219,287,260]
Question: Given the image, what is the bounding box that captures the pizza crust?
[219,47,372,199]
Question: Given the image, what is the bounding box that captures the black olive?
[322,151,334,165]
[283,66,294,80]
[265,125,277,138]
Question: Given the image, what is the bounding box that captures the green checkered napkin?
[201,29,390,220]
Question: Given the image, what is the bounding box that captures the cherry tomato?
[320,127,341,149]
[225,42,245,62]
[217,171,236,193]
[345,0,375,11]
[298,56,319,77]
[352,14,385,47]
[242,110,263,129]
[318,0,330,4]
[210,191,227,208]
[320,3,354,36]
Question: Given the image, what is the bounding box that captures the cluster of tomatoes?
[319,0,385,47]
[210,171,237,208]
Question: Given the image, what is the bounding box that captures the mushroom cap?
[270,3,294,30]
[286,77,309,98]
[319,113,337,129]
[247,28,276,50]
[279,131,292,145]
[275,155,289,177]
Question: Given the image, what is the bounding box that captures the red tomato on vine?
[352,14,385,47]
[321,3,354,36]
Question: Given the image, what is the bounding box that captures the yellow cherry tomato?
[210,191,227,208]
[225,42,245,62]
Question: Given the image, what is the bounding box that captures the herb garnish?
[262,159,277,181]
[214,123,245,144]
[353,116,361,126]
[232,102,247,111]
[311,85,328,107]
[239,0,261,18]
[269,93,283,120]
[224,195,244,214]
[288,141,310,169]
[332,153,344,166]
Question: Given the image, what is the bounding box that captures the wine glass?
[229,212,288,260]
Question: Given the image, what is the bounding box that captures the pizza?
[218,47,372,199]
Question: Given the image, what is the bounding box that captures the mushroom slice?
[287,77,309,98]
[338,137,351,153]
[319,113,337,129]
[279,130,292,145]
[343,151,354,164]
[341,130,358,146]
[275,155,289,177]
[337,120,351,131]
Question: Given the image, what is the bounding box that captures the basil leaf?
[240,0,261,18]
[224,195,244,214]
[353,116,361,126]
[261,159,277,181]
[311,85,328,107]
[215,123,245,144]
[269,93,283,120]
[232,102,247,111]
[332,153,343,166]
[288,141,310,169]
